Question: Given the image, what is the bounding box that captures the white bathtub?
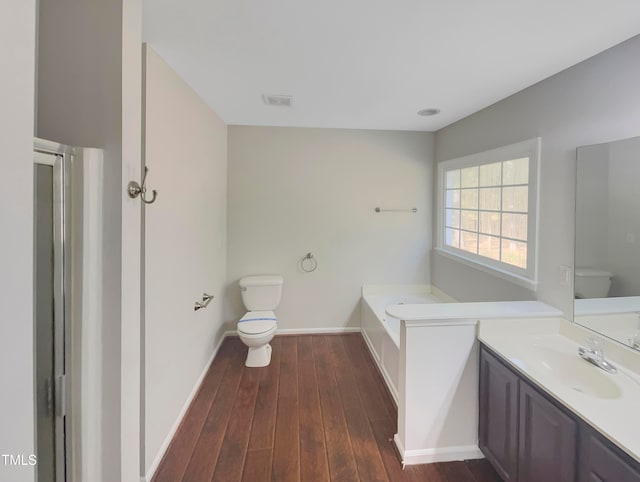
[361,286,452,404]
[361,286,559,465]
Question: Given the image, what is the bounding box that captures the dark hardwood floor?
[152,334,502,482]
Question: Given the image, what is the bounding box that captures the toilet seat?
[238,311,277,335]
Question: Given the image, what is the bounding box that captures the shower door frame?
[34,138,73,482]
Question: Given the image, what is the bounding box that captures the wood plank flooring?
[152,334,502,482]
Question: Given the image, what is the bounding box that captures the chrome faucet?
[578,337,617,374]
[630,314,640,351]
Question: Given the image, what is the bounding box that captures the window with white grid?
[436,138,540,289]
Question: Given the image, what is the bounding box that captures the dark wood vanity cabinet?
[479,349,519,481]
[578,427,640,482]
[479,345,640,482]
[518,380,577,482]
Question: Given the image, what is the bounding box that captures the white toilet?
[575,268,613,298]
[237,274,283,367]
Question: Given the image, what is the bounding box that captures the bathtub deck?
[151,334,501,482]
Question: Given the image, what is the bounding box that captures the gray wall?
[433,34,640,316]
[0,1,36,481]
[37,1,125,479]
[227,126,434,330]
[143,45,228,477]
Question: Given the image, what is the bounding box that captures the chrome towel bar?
[375,207,417,213]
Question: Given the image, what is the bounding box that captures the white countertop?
[386,300,562,322]
[478,321,640,463]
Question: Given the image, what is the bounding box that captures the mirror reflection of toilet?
[575,268,612,299]
[237,275,283,367]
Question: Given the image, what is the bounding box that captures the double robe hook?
[128,166,158,204]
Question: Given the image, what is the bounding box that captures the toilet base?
[245,343,272,367]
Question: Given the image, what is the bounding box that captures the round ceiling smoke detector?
[417,108,441,116]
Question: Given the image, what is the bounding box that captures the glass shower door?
[35,162,56,482]
[34,147,69,482]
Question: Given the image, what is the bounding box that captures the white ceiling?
[143,0,640,132]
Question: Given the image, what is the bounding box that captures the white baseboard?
[393,433,406,462]
[275,327,361,335]
[144,332,230,482]
[393,434,483,465]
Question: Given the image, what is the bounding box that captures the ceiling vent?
[417,108,441,116]
[262,94,293,107]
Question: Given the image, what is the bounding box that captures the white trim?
[79,148,104,482]
[275,327,361,335]
[434,247,539,291]
[393,434,483,465]
[144,332,230,482]
[438,138,540,169]
[436,137,541,287]
[34,137,68,154]
[34,150,57,166]
[393,432,406,462]
[402,318,478,328]
[360,329,399,405]
[120,3,143,480]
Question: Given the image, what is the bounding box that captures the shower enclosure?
[34,139,72,482]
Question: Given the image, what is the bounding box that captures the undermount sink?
[509,344,622,400]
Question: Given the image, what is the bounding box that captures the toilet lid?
[238,311,277,335]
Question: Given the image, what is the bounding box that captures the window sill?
[433,247,538,292]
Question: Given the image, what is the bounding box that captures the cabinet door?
[479,347,519,481]
[578,427,640,482]
[519,380,577,482]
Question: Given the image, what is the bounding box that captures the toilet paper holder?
[194,293,214,311]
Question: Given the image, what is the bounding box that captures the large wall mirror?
[575,135,640,350]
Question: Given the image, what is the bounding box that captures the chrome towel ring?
[301,252,318,273]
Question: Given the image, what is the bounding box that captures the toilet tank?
[239,275,284,311]
[575,268,612,298]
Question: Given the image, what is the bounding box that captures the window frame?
[435,138,541,290]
